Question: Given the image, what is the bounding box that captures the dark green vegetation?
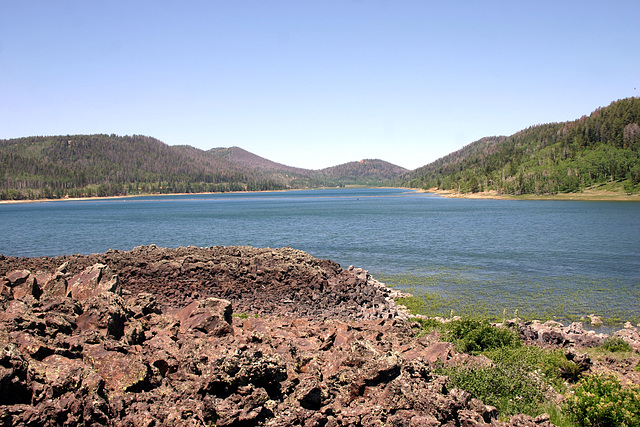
[403,97,640,195]
[414,318,640,425]
[443,318,521,354]
[601,336,634,353]
[0,135,407,200]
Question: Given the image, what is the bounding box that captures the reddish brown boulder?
[76,292,128,339]
[66,263,120,301]
[177,297,233,336]
[39,273,68,300]
[4,270,31,287]
[3,270,41,300]
[83,344,150,393]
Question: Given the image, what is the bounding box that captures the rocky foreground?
[0,245,635,426]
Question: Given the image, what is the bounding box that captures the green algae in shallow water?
[375,268,640,327]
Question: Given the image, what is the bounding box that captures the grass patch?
[386,273,640,424]
[232,312,259,319]
[601,336,633,353]
[483,345,568,392]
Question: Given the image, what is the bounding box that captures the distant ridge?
[0,135,408,200]
[403,97,640,195]
[208,146,310,174]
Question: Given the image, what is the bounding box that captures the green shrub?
[566,374,640,427]
[437,363,545,417]
[601,336,633,353]
[444,319,521,354]
[558,359,583,383]
[484,345,567,391]
[437,340,573,418]
[233,312,249,319]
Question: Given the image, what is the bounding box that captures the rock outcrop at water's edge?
[2,245,559,426]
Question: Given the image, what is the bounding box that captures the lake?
[1,188,638,326]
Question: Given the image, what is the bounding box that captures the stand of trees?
[403,98,640,195]
[0,134,288,200]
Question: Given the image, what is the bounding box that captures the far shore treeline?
[1,97,639,201]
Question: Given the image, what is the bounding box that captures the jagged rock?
[83,344,150,393]
[507,412,554,426]
[12,245,637,426]
[11,273,41,301]
[66,263,121,301]
[4,270,31,288]
[588,314,604,327]
[127,292,162,318]
[10,331,54,360]
[39,273,68,300]
[517,320,610,348]
[0,300,46,334]
[76,292,128,339]
[614,328,640,351]
[177,297,233,335]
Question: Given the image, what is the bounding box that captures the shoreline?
[418,187,640,202]
[0,187,316,205]
[2,185,639,204]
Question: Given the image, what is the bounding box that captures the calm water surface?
[1,188,638,324]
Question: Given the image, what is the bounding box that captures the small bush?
[437,363,545,417]
[444,319,521,354]
[558,359,582,383]
[438,339,572,418]
[566,374,640,427]
[484,345,567,391]
[601,336,633,353]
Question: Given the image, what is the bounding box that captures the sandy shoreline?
[0,188,310,205]
[419,187,640,202]
[2,186,639,204]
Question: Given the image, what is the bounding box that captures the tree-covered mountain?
[0,134,407,200]
[403,97,640,195]
[0,135,296,200]
[208,148,408,187]
[319,159,408,185]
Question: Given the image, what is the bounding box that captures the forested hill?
[0,134,408,200]
[0,134,289,199]
[208,146,310,175]
[403,97,640,195]
[320,159,408,183]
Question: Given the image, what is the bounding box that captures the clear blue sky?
[1,1,638,170]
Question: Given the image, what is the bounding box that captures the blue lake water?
[1,188,638,325]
